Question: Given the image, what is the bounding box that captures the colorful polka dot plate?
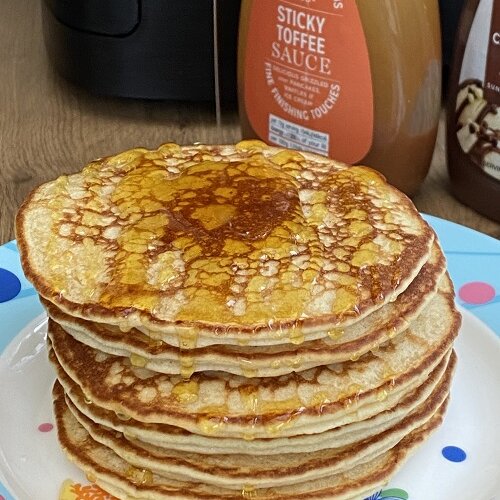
[0,215,499,500]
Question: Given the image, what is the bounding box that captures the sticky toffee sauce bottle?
[238,0,442,196]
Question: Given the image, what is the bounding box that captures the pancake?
[53,380,449,499]
[58,344,454,456]
[48,277,459,439]
[42,241,446,377]
[16,140,461,499]
[63,371,451,490]
[17,142,435,346]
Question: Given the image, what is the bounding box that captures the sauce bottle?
[238,0,442,196]
[447,0,500,222]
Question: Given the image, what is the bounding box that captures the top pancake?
[16,141,434,342]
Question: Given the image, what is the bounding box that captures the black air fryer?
[41,0,240,102]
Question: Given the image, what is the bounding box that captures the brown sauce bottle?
[238,0,442,196]
[447,0,500,223]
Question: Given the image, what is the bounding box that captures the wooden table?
[1,0,498,244]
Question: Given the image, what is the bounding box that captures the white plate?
[0,215,499,500]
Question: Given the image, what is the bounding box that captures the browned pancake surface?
[17,142,434,343]
[59,349,454,455]
[41,242,446,378]
[53,380,449,499]
[47,278,459,438]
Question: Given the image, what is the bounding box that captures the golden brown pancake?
[53,380,449,499]
[15,141,461,500]
[41,241,446,377]
[17,142,435,345]
[64,374,451,490]
[47,276,459,439]
[59,349,454,456]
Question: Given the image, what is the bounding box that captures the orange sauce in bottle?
[238,0,442,196]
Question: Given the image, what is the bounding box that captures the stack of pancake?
[16,142,460,499]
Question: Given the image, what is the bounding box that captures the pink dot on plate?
[38,422,53,432]
[459,282,496,305]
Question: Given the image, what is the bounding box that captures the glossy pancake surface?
[53,380,449,499]
[47,276,459,439]
[59,350,455,456]
[41,242,446,377]
[15,139,461,500]
[17,142,434,342]
[63,376,451,489]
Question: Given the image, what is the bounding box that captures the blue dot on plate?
[442,445,467,463]
[0,268,22,303]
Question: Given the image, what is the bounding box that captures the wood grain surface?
[1,0,498,245]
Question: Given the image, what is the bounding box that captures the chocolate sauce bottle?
[447,0,500,222]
